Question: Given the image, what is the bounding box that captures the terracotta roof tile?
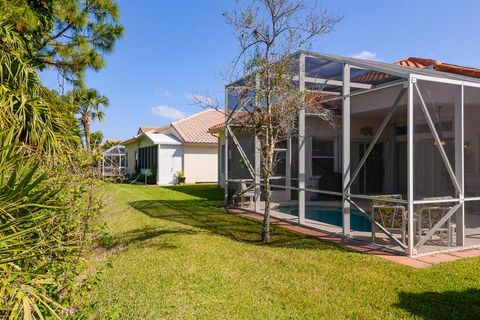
[169,109,224,144]
[209,121,226,131]
[210,57,480,132]
[395,57,480,78]
[105,139,123,144]
[327,57,480,88]
[138,126,163,134]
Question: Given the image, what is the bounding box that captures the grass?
[78,183,480,319]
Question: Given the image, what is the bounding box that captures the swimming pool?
[274,205,371,232]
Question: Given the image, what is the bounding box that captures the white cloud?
[351,51,379,61]
[185,93,214,106]
[151,105,186,120]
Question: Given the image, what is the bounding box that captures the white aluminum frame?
[342,63,351,236]
[101,145,127,178]
[224,51,479,257]
[298,53,306,224]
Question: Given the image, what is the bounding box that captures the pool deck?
[226,207,480,268]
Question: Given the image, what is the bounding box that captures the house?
[211,51,480,257]
[123,109,224,185]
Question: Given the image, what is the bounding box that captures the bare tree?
[221,0,342,243]
[217,0,341,243]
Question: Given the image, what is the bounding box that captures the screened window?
[312,139,335,176]
[272,141,287,177]
[273,150,286,177]
[138,145,157,170]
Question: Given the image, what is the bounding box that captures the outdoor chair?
[371,195,407,244]
[417,199,455,247]
[233,180,255,209]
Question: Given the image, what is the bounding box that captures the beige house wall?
[218,136,226,188]
[184,144,218,183]
[124,135,155,175]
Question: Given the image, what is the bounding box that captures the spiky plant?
[0,21,103,319]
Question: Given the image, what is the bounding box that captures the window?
[311,139,335,176]
[138,145,158,169]
[272,150,286,177]
[272,141,287,177]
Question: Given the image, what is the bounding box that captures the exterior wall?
[125,143,136,175]
[124,135,155,175]
[157,144,184,184]
[305,116,341,189]
[465,98,480,196]
[183,144,218,183]
[222,113,401,199]
[218,135,226,188]
[304,115,392,188]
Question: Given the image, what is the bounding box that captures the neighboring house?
[211,51,480,257]
[123,109,224,185]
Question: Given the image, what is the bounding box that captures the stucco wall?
[124,144,136,175]
[124,135,155,175]
[218,136,226,188]
[183,144,218,183]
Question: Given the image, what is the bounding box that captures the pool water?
[274,205,371,232]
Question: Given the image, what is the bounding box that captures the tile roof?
[350,57,480,85]
[211,56,480,132]
[167,109,224,144]
[209,111,250,132]
[138,126,163,134]
[105,139,123,144]
[209,121,225,132]
[396,57,480,78]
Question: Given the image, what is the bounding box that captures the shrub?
[0,22,104,318]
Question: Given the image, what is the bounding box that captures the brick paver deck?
[227,207,480,268]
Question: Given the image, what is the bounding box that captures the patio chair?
[233,180,255,209]
[371,195,407,244]
[417,202,455,247]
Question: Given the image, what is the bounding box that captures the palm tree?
[69,88,109,151]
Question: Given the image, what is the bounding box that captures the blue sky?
[40,0,480,141]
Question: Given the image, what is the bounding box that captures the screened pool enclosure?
[101,145,127,178]
[224,51,480,257]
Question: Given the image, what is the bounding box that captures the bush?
[0,137,104,318]
[0,22,104,318]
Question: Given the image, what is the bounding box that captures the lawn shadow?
[116,226,198,249]
[129,199,347,251]
[162,185,224,202]
[395,289,480,320]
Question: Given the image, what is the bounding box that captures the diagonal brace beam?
[346,88,407,190]
[226,125,255,178]
[348,199,407,249]
[226,96,253,124]
[414,83,461,194]
[414,203,461,249]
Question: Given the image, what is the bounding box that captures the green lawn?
[78,183,480,319]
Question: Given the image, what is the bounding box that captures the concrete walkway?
[227,207,480,268]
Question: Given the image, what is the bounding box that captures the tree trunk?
[82,117,91,152]
[261,133,275,243]
[261,177,271,243]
